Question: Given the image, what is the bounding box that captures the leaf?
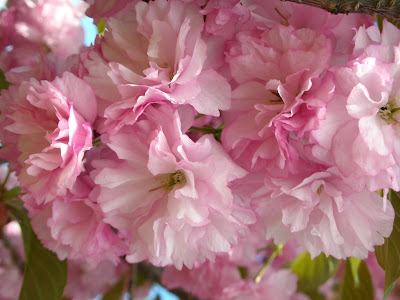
[374,189,400,297]
[97,18,106,36]
[339,258,373,300]
[102,277,125,300]
[6,199,67,300]
[291,251,339,296]
[0,187,22,201]
[375,238,387,270]
[0,68,10,92]
[306,290,326,300]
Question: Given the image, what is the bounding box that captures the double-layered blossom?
[26,174,126,265]
[83,0,133,23]
[1,1,399,297]
[64,259,129,300]
[92,104,254,269]
[81,0,231,130]
[311,21,400,191]
[6,0,87,59]
[220,269,307,300]
[162,234,304,300]
[222,24,333,174]
[1,72,97,203]
[256,169,394,259]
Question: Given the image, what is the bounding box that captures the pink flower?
[162,255,241,299]
[241,0,373,63]
[312,22,400,191]
[83,0,134,23]
[201,0,251,40]
[26,175,126,266]
[82,0,231,122]
[220,269,306,300]
[256,169,394,259]
[222,24,333,173]
[92,104,254,269]
[64,259,129,300]
[3,72,97,204]
[0,222,23,300]
[162,239,304,300]
[6,0,87,59]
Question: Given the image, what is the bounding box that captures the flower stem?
[254,243,284,284]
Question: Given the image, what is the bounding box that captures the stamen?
[378,100,400,124]
[274,8,289,26]
[149,170,186,192]
[269,90,284,105]
[317,185,324,195]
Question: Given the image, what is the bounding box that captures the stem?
[254,243,284,284]
[282,0,400,21]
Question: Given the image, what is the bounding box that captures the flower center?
[269,90,284,105]
[378,100,400,124]
[149,170,186,192]
[317,185,324,195]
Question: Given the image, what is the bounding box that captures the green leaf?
[374,189,400,297]
[339,258,373,300]
[6,199,67,300]
[291,251,339,296]
[97,18,106,36]
[102,277,125,300]
[375,238,387,271]
[384,282,396,299]
[306,290,326,300]
[0,187,22,201]
[0,68,10,92]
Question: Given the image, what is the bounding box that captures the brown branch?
[282,0,400,20]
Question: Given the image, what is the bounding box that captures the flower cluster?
[1,0,400,298]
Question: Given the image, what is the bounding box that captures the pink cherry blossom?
[26,175,126,265]
[201,0,251,40]
[162,255,242,299]
[6,0,87,59]
[256,169,394,259]
[92,104,254,269]
[81,0,231,122]
[311,22,400,191]
[2,72,97,204]
[83,0,134,23]
[0,223,23,300]
[241,0,374,63]
[220,269,307,300]
[222,24,333,173]
[162,233,304,300]
[64,259,129,300]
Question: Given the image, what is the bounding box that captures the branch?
[282,0,400,21]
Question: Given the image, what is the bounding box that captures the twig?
[282,0,400,21]
[254,243,284,284]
